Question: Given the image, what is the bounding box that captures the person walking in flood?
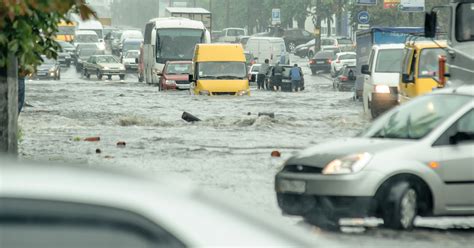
[257,59,270,90]
[289,64,302,92]
[272,62,283,91]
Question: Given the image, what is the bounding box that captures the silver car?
[0,160,325,247]
[275,85,474,230]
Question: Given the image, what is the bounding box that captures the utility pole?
[225,0,230,28]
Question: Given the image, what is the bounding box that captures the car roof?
[405,40,448,49]
[0,160,322,247]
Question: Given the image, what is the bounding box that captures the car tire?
[84,69,90,79]
[108,75,112,80]
[119,74,125,80]
[382,181,417,230]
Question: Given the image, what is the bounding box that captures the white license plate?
[277,179,306,193]
[316,61,324,64]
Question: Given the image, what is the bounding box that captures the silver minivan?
[275,85,474,230]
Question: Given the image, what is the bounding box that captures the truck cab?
[189,44,250,96]
[399,41,447,103]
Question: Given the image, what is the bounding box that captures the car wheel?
[84,69,90,79]
[108,75,112,80]
[288,42,297,53]
[382,181,417,230]
[119,74,125,80]
[97,71,103,80]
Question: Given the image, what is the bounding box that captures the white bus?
[143,17,210,84]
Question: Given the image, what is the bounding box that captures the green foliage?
[0,0,95,74]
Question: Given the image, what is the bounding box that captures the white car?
[248,63,261,85]
[0,160,326,247]
[361,44,405,119]
[330,52,357,77]
[122,50,140,71]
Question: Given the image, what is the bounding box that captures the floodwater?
[18,56,473,247]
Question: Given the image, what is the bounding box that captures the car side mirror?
[402,73,414,83]
[449,131,474,145]
[424,11,437,38]
[361,65,370,75]
[188,74,194,82]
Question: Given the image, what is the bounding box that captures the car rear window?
[337,38,353,45]
[315,52,334,59]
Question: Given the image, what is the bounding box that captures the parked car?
[294,39,315,58]
[275,85,474,230]
[31,56,60,80]
[158,61,192,91]
[0,159,322,247]
[218,28,246,43]
[122,50,140,71]
[82,55,126,80]
[248,63,261,85]
[362,44,405,119]
[333,65,357,91]
[309,51,336,75]
[75,47,103,73]
[330,52,357,77]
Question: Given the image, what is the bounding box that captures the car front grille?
[212,92,236,96]
[283,165,322,174]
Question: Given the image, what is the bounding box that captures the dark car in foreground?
[158,61,192,91]
[309,51,335,74]
[0,160,323,247]
[333,65,357,91]
[31,56,60,80]
[275,85,474,231]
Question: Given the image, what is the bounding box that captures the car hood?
[371,72,400,87]
[98,63,123,68]
[285,138,413,168]
[37,65,55,71]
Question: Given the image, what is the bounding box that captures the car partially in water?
[158,61,192,91]
[275,85,474,231]
[82,55,126,80]
[31,56,60,80]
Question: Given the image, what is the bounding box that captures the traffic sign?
[272,9,281,25]
[358,11,370,24]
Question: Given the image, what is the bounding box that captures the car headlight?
[237,90,249,96]
[322,153,372,175]
[199,90,210,96]
[49,68,55,72]
[165,80,176,85]
[97,43,106,50]
[103,67,109,70]
[374,85,390,94]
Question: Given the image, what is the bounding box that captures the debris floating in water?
[84,137,100,142]
[271,150,281,157]
[182,112,201,122]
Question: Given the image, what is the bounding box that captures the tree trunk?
[0,54,18,155]
[327,16,332,37]
[314,0,322,53]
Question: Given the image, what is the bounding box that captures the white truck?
[142,17,210,84]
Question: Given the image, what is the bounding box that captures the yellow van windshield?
[198,62,247,79]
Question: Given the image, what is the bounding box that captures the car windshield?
[418,48,446,77]
[75,34,98,43]
[125,51,139,58]
[123,42,141,52]
[166,63,191,75]
[156,29,203,62]
[40,56,56,65]
[375,49,404,73]
[251,65,261,72]
[96,56,118,63]
[455,3,474,42]
[361,94,471,140]
[198,62,247,79]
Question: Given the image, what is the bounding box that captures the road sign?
[356,0,377,5]
[358,24,370,30]
[357,11,370,24]
[272,8,281,25]
[400,0,425,12]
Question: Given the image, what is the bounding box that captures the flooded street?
[18,56,473,247]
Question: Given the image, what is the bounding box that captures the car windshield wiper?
[200,76,218,79]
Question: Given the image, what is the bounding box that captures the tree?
[0,0,94,154]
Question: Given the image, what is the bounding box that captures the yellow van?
[190,44,249,96]
[399,40,447,103]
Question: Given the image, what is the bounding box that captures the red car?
[158,61,192,91]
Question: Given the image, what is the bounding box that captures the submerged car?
[82,55,126,80]
[333,65,357,92]
[0,160,321,247]
[32,56,60,80]
[330,52,356,77]
[75,47,103,72]
[275,85,474,230]
[309,51,335,75]
[57,40,76,66]
[158,61,192,91]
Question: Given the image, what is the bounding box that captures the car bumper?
[275,170,384,217]
[100,70,125,75]
[371,92,398,113]
[310,64,331,71]
[125,64,138,70]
